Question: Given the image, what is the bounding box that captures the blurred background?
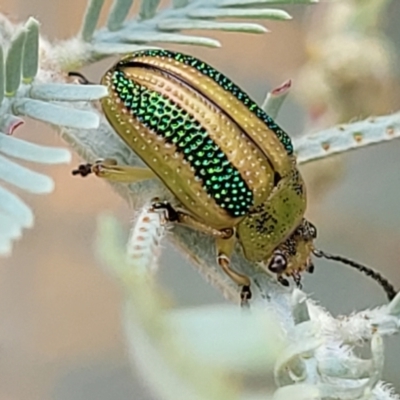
[1,0,400,399]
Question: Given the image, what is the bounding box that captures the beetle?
[72,49,396,304]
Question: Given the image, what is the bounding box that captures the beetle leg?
[152,199,232,238]
[72,159,156,183]
[218,250,252,307]
[153,200,252,306]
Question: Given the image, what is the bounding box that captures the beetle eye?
[268,251,287,273]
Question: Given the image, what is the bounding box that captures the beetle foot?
[72,163,93,177]
[151,199,179,222]
[240,285,252,308]
[292,271,302,289]
[307,262,315,274]
[277,276,290,287]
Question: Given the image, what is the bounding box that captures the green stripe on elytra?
[120,49,293,155]
[112,70,254,217]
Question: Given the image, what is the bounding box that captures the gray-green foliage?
[1,1,400,399]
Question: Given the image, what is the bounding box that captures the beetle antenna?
[313,249,397,301]
[68,71,93,85]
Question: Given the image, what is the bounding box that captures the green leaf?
[173,0,189,8]
[0,186,33,229]
[30,83,108,101]
[81,0,106,41]
[139,0,161,20]
[295,113,400,165]
[261,79,291,119]
[187,8,292,20]
[123,31,221,47]
[158,19,268,33]
[5,29,26,96]
[0,134,71,164]
[220,0,318,6]
[0,154,54,193]
[0,47,4,105]
[22,17,40,83]
[13,98,100,129]
[107,0,134,31]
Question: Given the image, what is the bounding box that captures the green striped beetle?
[73,49,396,304]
